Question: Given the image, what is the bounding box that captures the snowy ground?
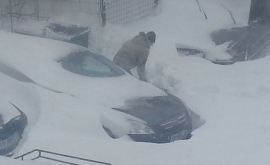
[2,0,270,165]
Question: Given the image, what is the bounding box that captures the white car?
[0,31,200,144]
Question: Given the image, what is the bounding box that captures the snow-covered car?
[210,23,270,65]
[0,31,200,144]
[58,51,195,143]
[0,101,27,156]
[0,61,39,156]
[14,13,92,48]
[178,23,270,65]
[101,94,192,143]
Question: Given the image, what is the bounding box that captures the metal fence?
[0,0,159,31]
[0,0,101,31]
[37,0,100,19]
[101,0,159,25]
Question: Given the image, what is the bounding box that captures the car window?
[58,51,125,77]
[81,55,112,74]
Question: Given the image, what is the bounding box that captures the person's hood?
[131,32,150,49]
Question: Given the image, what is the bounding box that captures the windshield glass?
[58,51,125,77]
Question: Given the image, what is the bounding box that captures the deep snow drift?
[2,0,270,165]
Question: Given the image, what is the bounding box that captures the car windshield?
[58,51,125,77]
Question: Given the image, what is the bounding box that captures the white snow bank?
[0,157,51,165]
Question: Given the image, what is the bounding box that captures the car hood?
[113,95,189,125]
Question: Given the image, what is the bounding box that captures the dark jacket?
[113,32,151,81]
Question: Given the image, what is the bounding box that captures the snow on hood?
[0,31,165,106]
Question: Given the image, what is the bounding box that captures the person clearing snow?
[113,31,156,81]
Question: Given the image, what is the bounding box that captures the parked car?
[0,101,27,156]
[0,60,39,156]
[59,51,194,142]
[0,32,202,144]
[210,23,270,64]
[14,14,91,48]
[101,94,192,143]
[177,23,270,65]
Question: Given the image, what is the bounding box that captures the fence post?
[9,0,13,32]
[36,0,39,21]
[100,0,106,27]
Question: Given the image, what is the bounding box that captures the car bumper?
[128,129,191,143]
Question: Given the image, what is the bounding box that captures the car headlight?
[128,119,154,134]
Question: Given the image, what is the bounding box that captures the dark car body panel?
[0,62,30,155]
[114,95,190,125]
[0,104,28,156]
[113,95,193,143]
[127,111,192,143]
